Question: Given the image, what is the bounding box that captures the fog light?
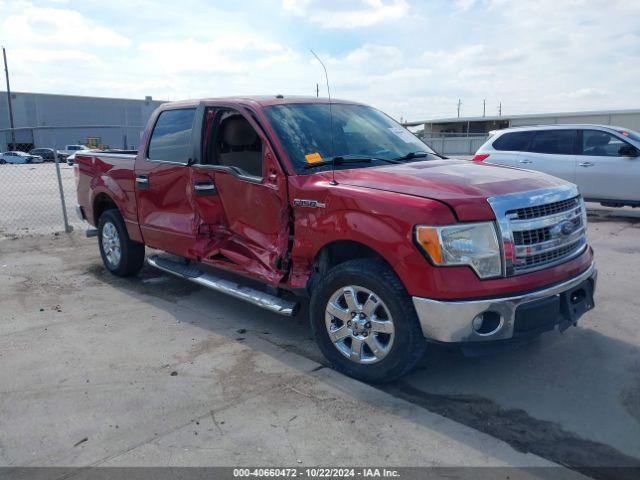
[472,311,503,335]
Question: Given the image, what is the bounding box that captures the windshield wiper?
[392,151,433,162]
[303,155,399,169]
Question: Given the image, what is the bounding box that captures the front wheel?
[310,258,427,383]
[98,209,145,277]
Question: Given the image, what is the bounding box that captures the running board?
[146,255,299,316]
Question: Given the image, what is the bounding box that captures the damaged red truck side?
[75,96,596,382]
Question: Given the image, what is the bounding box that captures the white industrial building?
[404,109,640,155]
[0,91,164,151]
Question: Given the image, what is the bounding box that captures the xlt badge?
[293,199,326,208]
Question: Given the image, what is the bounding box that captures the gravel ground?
[1,162,639,476]
[0,232,557,470]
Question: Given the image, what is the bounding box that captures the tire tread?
[310,258,426,383]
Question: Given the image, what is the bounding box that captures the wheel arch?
[307,239,396,294]
[92,192,118,226]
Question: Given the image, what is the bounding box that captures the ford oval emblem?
[554,220,576,237]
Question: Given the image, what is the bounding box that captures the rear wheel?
[310,258,427,383]
[98,209,145,277]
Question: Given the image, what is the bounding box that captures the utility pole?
[483,99,486,117]
[457,98,461,118]
[2,46,16,150]
[498,101,502,117]
[316,83,319,98]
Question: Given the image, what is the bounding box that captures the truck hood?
[334,159,569,221]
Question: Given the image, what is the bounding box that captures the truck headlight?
[415,222,502,279]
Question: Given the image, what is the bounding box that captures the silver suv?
[473,124,640,207]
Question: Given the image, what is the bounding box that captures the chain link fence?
[417,132,489,156]
[1,125,140,239]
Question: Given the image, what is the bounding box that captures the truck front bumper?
[412,263,597,343]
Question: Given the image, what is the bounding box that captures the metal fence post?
[53,135,73,233]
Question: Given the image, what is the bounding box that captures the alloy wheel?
[101,222,122,268]
[325,285,395,364]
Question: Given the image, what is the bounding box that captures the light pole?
[2,46,16,149]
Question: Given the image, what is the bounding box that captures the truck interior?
[206,110,263,178]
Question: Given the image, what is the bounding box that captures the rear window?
[492,131,533,151]
[148,108,196,163]
[528,130,577,155]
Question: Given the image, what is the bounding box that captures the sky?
[1,0,639,121]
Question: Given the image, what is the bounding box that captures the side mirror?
[618,145,639,157]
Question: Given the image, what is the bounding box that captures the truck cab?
[75,96,597,383]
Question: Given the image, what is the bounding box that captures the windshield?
[615,128,640,144]
[264,103,436,173]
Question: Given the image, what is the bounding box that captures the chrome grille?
[488,187,588,277]
[508,195,586,273]
[520,239,583,267]
[512,216,581,245]
[513,226,550,245]
[511,197,580,220]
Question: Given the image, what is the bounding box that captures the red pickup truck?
[75,96,596,382]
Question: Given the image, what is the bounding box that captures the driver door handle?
[194,181,217,196]
[519,159,533,164]
[579,162,594,167]
[136,175,150,189]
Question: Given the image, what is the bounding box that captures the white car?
[66,148,95,166]
[57,145,87,159]
[473,124,640,207]
[0,151,44,164]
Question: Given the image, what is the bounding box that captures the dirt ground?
[0,208,639,476]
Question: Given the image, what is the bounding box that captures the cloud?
[2,0,639,122]
[282,0,409,28]
[2,5,131,48]
[337,44,404,74]
[422,44,486,65]
[454,0,476,11]
[566,88,610,99]
[10,48,101,64]
[138,36,295,74]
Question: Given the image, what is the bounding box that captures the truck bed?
[75,151,140,238]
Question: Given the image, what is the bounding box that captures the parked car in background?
[473,125,640,207]
[29,148,57,162]
[0,151,44,164]
[66,148,93,166]
[57,145,87,161]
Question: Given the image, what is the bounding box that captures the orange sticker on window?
[305,152,322,163]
